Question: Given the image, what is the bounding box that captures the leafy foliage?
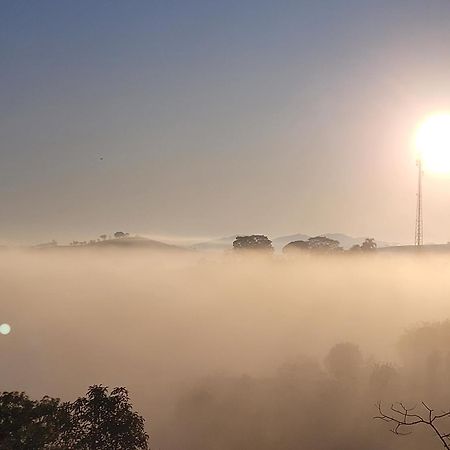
[0,386,148,450]
[361,238,377,251]
[233,235,274,252]
[68,386,148,450]
[0,392,65,450]
[283,235,342,253]
[282,240,310,253]
[114,232,129,239]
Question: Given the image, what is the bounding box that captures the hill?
[35,236,186,252]
[377,244,450,254]
[91,236,185,251]
[191,235,239,251]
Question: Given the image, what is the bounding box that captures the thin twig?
[375,401,450,450]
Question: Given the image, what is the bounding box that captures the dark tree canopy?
[324,342,363,382]
[349,238,377,253]
[0,392,64,450]
[0,386,148,450]
[361,237,377,251]
[307,236,342,252]
[282,240,310,254]
[233,235,274,252]
[114,231,129,239]
[283,236,342,254]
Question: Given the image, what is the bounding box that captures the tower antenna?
[415,158,423,246]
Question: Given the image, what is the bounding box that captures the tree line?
[70,232,130,247]
[169,321,450,450]
[232,234,377,253]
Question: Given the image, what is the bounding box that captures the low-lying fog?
[2,249,450,449]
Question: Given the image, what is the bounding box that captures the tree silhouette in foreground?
[233,235,274,252]
[0,385,148,450]
[0,392,64,449]
[375,401,450,449]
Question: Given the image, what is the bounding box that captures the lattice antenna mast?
[415,158,423,246]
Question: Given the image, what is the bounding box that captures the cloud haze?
[2,249,450,448]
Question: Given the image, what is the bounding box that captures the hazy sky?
[2,0,450,245]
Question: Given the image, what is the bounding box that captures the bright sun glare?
[415,114,450,173]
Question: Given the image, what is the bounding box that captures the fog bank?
[1,250,450,449]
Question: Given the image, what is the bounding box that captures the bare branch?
[375,401,450,450]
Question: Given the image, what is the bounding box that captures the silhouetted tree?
[361,238,377,252]
[114,232,129,239]
[396,321,450,399]
[324,342,363,382]
[0,386,148,450]
[233,235,274,252]
[67,385,148,450]
[369,363,398,394]
[283,236,342,254]
[307,236,342,253]
[282,240,310,254]
[0,392,66,449]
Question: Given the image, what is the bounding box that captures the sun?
[415,114,450,173]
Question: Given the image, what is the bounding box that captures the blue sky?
[2,1,450,244]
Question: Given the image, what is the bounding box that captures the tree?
[361,238,377,252]
[114,232,129,239]
[0,386,149,450]
[232,235,274,252]
[369,363,398,393]
[0,392,66,449]
[307,236,342,253]
[282,240,310,254]
[67,386,148,450]
[375,401,450,449]
[282,236,342,254]
[324,342,363,382]
[100,234,107,241]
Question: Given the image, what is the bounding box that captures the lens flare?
[415,114,450,173]
[0,323,11,335]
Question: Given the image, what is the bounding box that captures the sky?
[2,0,450,245]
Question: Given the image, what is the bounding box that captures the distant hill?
[91,236,185,251]
[37,233,399,253]
[36,236,186,252]
[378,244,450,254]
[191,235,239,251]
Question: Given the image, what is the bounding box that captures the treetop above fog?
[233,235,274,252]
